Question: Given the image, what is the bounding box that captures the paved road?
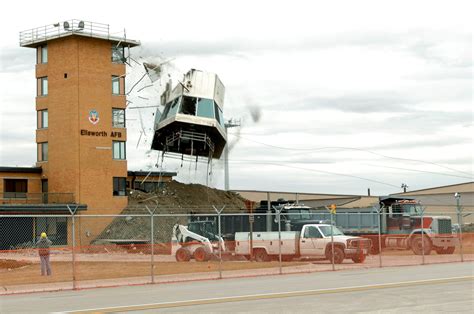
[0,262,472,313]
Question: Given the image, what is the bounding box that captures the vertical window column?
[112,141,126,160]
[37,77,48,96]
[111,44,124,63]
[38,142,48,162]
[37,109,48,129]
[112,75,120,95]
[37,45,48,64]
[112,108,125,128]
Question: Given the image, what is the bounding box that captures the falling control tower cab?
[151,69,227,160]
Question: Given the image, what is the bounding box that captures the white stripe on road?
[65,275,474,313]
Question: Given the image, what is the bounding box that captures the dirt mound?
[94,180,249,246]
[126,180,248,213]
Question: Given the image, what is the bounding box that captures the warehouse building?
[235,181,474,224]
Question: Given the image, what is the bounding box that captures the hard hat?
[41,232,47,238]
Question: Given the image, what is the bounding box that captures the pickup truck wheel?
[175,247,191,262]
[352,253,366,263]
[326,246,344,264]
[435,247,455,255]
[193,246,210,262]
[254,249,269,262]
[411,235,432,255]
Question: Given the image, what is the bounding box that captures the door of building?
[42,179,48,204]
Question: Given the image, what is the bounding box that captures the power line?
[364,164,472,180]
[228,133,473,177]
[228,158,400,188]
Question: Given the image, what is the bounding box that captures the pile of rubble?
[126,180,248,213]
[93,180,249,248]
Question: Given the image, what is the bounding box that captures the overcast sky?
[0,0,472,196]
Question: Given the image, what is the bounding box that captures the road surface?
[0,262,472,313]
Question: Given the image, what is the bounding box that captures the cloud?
[0,47,35,73]
[285,93,418,113]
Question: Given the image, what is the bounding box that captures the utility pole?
[455,193,464,262]
[224,119,241,190]
[401,183,408,193]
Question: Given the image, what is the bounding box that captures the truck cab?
[380,196,458,254]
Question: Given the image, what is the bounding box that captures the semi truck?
[172,221,371,263]
[311,196,458,255]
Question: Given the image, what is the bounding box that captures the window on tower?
[37,45,48,64]
[112,76,120,95]
[37,109,48,129]
[37,77,48,96]
[112,141,126,160]
[38,142,48,162]
[112,108,125,128]
[112,44,125,63]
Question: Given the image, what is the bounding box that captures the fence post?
[377,208,382,268]
[67,205,78,290]
[455,193,464,262]
[325,205,336,271]
[421,206,425,265]
[145,205,157,284]
[213,206,225,279]
[266,192,272,231]
[330,212,335,270]
[276,207,283,275]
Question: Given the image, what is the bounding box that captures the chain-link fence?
[1,207,472,294]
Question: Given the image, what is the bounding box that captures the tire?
[411,235,432,255]
[175,247,191,262]
[435,246,455,255]
[326,246,345,264]
[254,249,269,262]
[352,253,366,264]
[193,246,210,262]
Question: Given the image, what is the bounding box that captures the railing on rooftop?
[19,19,133,47]
[0,193,75,205]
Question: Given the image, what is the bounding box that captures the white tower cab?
[151,69,227,160]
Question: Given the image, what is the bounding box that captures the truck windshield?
[318,225,344,237]
[286,209,311,220]
[403,204,422,215]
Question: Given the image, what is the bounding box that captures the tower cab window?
[180,96,196,115]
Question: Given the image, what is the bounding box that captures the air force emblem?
[88,110,100,125]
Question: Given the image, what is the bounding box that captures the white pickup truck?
[235,224,371,263]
